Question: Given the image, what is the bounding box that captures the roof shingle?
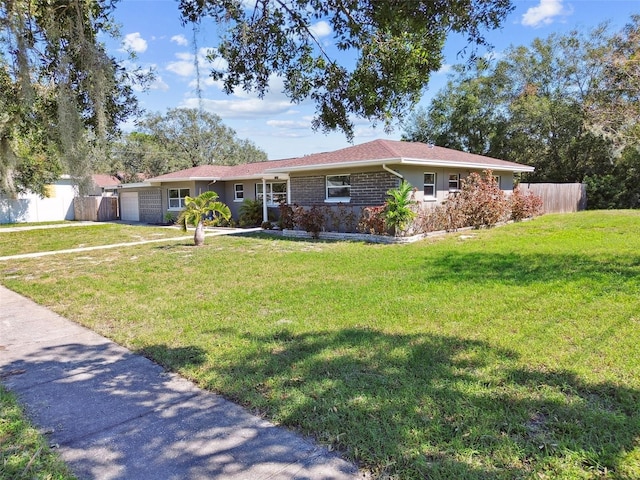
[146,139,532,182]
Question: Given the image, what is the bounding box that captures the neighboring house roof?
[142,139,534,185]
[148,165,236,182]
[91,174,121,188]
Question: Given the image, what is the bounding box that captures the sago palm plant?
[384,180,417,236]
[177,191,231,246]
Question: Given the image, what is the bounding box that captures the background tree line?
[97,108,268,182]
[403,17,640,209]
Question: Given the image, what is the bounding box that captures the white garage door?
[120,192,139,222]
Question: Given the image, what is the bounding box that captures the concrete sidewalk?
[0,286,363,479]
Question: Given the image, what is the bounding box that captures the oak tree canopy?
[178,0,514,139]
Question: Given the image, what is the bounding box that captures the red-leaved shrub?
[510,187,543,221]
[458,171,510,228]
[357,205,387,235]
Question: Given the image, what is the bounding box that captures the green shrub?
[384,180,418,236]
[239,199,263,227]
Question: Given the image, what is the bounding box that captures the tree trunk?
[194,221,205,246]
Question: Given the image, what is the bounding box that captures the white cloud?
[437,64,453,74]
[166,48,226,79]
[131,72,169,92]
[266,119,311,129]
[181,97,295,118]
[166,52,195,77]
[309,20,332,38]
[122,32,148,53]
[521,0,573,27]
[148,75,169,92]
[171,34,188,46]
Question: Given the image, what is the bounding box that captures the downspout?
[262,178,268,223]
[382,164,404,184]
[286,178,291,204]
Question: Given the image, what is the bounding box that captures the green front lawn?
[1,211,639,479]
[0,223,189,257]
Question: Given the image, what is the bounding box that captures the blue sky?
[107,0,640,160]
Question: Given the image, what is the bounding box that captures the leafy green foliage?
[239,199,264,227]
[177,191,231,246]
[401,24,640,208]
[101,132,166,181]
[178,0,514,139]
[403,61,508,157]
[586,15,640,148]
[0,0,139,195]
[134,108,267,172]
[584,147,640,209]
[383,180,417,236]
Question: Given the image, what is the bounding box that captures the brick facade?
[138,189,163,224]
[290,176,326,204]
[290,171,399,206]
[351,172,400,205]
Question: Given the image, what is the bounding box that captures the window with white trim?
[326,174,351,201]
[256,182,287,206]
[168,188,190,210]
[234,183,244,201]
[424,172,436,198]
[493,175,501,188]
[448,174,460,192]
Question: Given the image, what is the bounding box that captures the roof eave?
[266,157,534,173]
[147,173,290,183]
[118,182,153,189]
[221,173,290,181]
[399,158,535,172]
[144,176,224,184]
[266,158,400,173]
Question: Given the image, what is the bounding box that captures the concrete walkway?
[0,221,98,232]
[0,286,363,479]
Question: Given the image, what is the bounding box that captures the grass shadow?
[421,250,640,286]
[139,344,207,369]
[199,327,639,479]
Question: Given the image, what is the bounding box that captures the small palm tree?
[384,180,417,236]
[177,191,231,246]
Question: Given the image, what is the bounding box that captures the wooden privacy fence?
[74,196,119,221]
[519,183,587,214]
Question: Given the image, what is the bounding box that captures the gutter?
[266,157,534,174]
[382,164,404,179]
[265,158,400,173]
[399,159,535,173]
